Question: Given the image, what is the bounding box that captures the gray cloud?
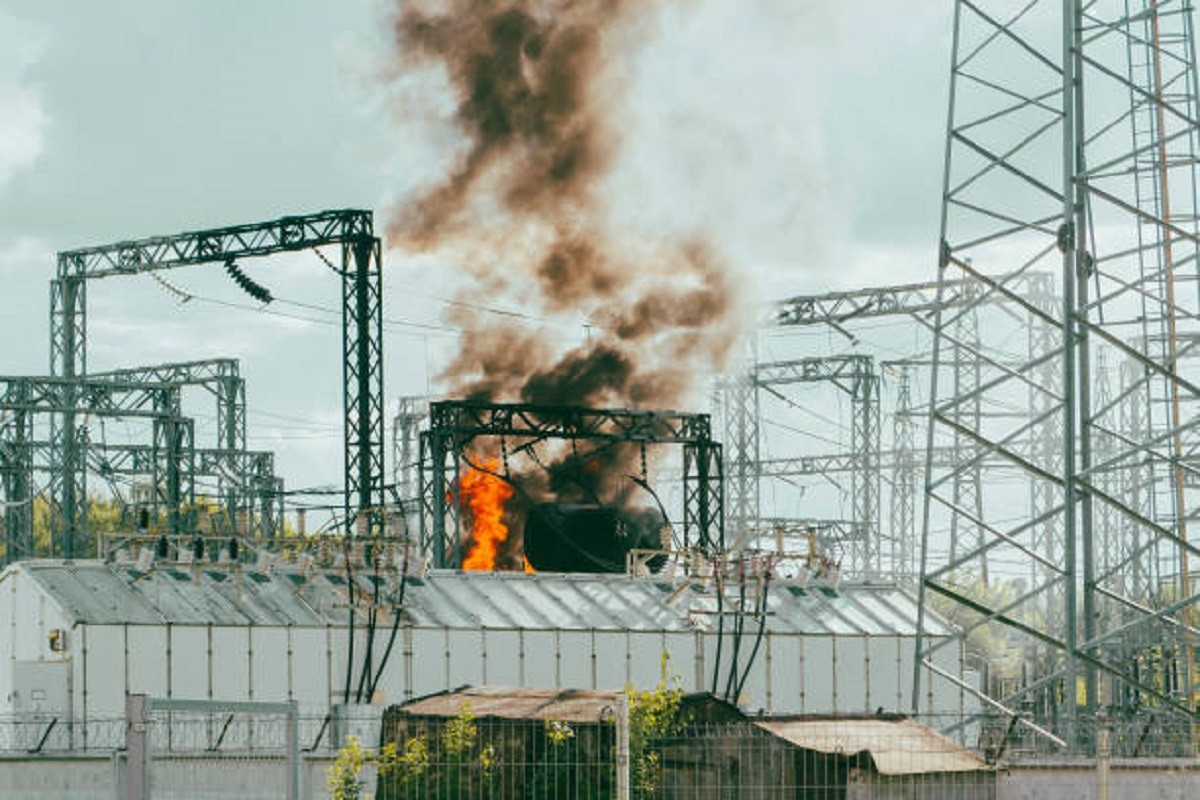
[0,10,47,190]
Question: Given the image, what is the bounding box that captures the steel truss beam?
[915,0,1200,750]
[49,210,384,554]
[418,400,723,568]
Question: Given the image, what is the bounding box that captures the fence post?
[286,700,299,800]
[125,693,148,800]
[1097,718,1110,800]
[616,692,631,800]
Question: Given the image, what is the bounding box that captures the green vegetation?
[359,658,693,799]
[627,659,688,797]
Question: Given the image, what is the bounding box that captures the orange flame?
[460,458,515,571]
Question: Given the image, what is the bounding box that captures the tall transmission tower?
[915,0,1200,748]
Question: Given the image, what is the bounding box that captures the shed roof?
[756,717,989,775]
[391,686,739,724]
[5,560,950,637]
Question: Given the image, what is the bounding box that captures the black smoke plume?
[389,0,746,555]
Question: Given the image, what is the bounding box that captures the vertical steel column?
[216,372,246,534]
[342,237,385,539]
[717,368,760,543]
[49,274,87,557]
[948,304,984,579]
[684,441,724,554]
[850,365,881,573]
[419,430,452,567]
[0,391,33,565]
[889,366,916,579]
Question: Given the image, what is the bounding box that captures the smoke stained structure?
[389,0,747,560]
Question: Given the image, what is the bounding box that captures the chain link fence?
[4,706,1200,797]
[371,714,1002,799]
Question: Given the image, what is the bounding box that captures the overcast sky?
[0,1,953,514]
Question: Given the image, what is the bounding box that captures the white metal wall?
[0,565,966,723]
[57,621,964,724]
[0,570,72,717]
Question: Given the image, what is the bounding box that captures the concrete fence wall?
[2,753,1199,798]
[998,760,1200,800]
[0,753,341,800]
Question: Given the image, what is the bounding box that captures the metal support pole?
[615,692,631,800]
[125,693,148,800]
[50,276,87,558]
[343,236,385,539]
[1097,719,1111,800]
[285,700,299,800]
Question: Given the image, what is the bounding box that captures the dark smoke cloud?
[392,0,623,247]
[389,0,748,517]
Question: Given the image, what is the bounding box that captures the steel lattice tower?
[889,364,918,579]
[915,0,1200,748]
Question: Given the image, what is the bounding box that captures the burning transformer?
[418,400,723,574]
[523,503,667,573]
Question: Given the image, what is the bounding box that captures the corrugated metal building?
[0,560,967,733]
[660,717,996,798]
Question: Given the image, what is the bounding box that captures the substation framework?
[418,400,723,569]
[0,360,286,566]
[88,359,249,529]
[0,377,194,562]
[716,272,1057,580]
[753,355,882,573]
[909,0,1200,751]
[47,209,385,556]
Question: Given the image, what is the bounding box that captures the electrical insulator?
[223,258,274,304]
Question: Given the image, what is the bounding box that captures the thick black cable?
[354,548,382,703]
[734,568,772,700]
[367,526,414,698]
[724,567,748,701]
[710,559,725,696]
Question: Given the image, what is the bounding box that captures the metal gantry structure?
[754,356,882,573]
[0,358,286,565]
[419,400,723,568]
[89,359,250,531]
[913,0,1200,749]
[0,377,193,561]
[718,275,1049,579]
[49,210,385,554]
